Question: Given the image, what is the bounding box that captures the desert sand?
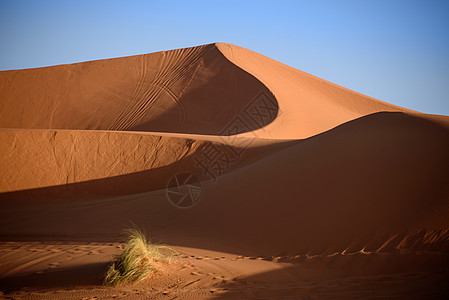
[1,43,448,299]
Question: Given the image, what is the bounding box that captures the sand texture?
[1,43,448,299]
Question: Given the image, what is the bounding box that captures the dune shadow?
[128,45,280,135]
[0,138,293,201]
[0,44,280,136]
[212,264,449,299]
[209,249,449,299]
[0,262,108,293]
[0,112,448,256]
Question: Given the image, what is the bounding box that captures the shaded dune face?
[0,44,277,135]
[0,43,448,262]
[185,112,449,255]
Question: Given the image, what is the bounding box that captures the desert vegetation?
[104,227,175,286]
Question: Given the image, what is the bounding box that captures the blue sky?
[1,0,448,115]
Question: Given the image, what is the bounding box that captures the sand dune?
[1,43,448,298]
[0,44,275,135]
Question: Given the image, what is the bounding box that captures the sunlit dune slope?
[1,112,448,259]
[1,43,415,139]
[0,130,204,194]
[217,43,413,139]
[0,129,289,195]
[0,43,448,257]
[0,44,274,135]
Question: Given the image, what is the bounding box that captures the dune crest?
[1,43,448,298]
[216,43,413,138]
[0,44,276,135]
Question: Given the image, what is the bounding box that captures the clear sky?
[1,0,448,115]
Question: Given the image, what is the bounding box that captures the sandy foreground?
[0,43,448,299]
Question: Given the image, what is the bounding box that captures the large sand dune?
[1,43,448,298]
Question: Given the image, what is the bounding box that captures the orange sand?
[1,43,448,299]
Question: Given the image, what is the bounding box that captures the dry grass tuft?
[104,227,175,286]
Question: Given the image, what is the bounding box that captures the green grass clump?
[104,228,174,286]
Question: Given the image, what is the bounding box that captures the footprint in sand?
[210,288,228,295]
[48,262,61,269]
[190,271,203,275]
[195,256,212,260]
